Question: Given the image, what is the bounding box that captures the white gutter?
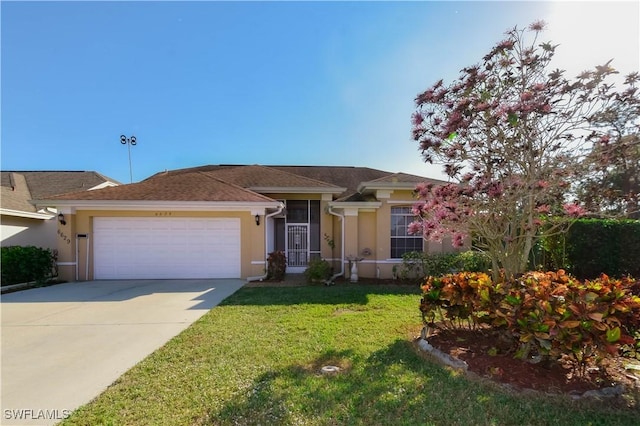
[246,202,286,282]
[327,205,345,284]
[0,208,54,220]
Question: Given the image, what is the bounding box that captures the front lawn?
[62,285,638,425]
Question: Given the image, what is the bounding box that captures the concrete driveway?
[1,279,245,425]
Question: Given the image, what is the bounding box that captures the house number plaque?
[57,229,71,244]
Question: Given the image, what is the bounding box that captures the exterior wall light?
[255,214,260,226]
[58,213,66,225]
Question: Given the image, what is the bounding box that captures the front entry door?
[287,224,308,272]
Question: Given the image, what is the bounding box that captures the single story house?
[33,165,457,282]
[1,171,119,249]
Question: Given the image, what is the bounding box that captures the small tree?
[410,22,628,279]
[579,72,640,219]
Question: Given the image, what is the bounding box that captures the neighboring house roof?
[1,171,120,218]
[1,173,39,214]
[2,171,120,199]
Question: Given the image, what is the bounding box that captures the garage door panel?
[94,217,241,279]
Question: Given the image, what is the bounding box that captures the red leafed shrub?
[420,271,640,369]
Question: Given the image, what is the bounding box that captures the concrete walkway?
[1,279,245,425]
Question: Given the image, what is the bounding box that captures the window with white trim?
[390,206,423,258]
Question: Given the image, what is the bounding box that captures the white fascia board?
[327,201,382,209]
[250,186,347,195]
[88,181,120,191]
[32,200,282,212]
[386,200,421,205]
[0,208,54,220]
[357,182,417,193]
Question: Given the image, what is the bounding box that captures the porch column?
[343,208,359,279]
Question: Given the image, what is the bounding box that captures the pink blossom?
[536,180,549,189]
[452,232,466,248]
[475,102,490,112]
[536,204,551,214]
[412,112,424,126]
[407,221,422,235]
[461,172,474,182]
[411,203,425,216]
[414,182,432,198]
[497,39,515,50]
[486,182,503,198]
[563,203,587,218]
[528,20,546,32]
[520,91,534,102]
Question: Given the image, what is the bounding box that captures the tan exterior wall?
[55,214,77,282]
[52,189,461,282]
[1,215,57,249]
[356,211,377,278]
[336,188,460,280]
[59,209,265,281]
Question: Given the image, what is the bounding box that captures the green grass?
[62,285,638,425]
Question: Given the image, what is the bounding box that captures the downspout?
[247,202,285,282]
[75,235,79,281]
[327,205,345,284]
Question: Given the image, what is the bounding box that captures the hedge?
[1,246,57,286]
[539,219,640,279]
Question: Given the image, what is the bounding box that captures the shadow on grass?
[208,340,465,425]
[207,339,640,426]
[222,284,421,306]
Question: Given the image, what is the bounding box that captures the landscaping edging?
[415,337,628,401]
[1,279,65,294]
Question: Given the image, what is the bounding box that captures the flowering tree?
[579,73,640,219]
[410,22,628,279]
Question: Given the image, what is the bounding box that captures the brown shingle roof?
[204,165,345,191]
[0,173,37,212]
[144,164,444,201]
[45,171,275,203]
[1,171,120,199]
[364,172,439,185]
[270,166,392,198]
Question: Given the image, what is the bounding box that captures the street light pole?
[120,135,137,183]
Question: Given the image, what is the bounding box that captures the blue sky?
[2,1,638,184]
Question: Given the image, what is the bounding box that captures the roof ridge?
[252,165,345,188]
[195,171,275,202]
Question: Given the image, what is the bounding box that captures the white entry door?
[93,217,241,279]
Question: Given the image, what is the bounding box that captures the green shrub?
[266,251,287,281]
[538,219,640,278]
[303,258,332,283]
[1,246,57,286]
[456,250,492,272]
[399,250,491,284]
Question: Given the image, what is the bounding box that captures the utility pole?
[120,135,137,183]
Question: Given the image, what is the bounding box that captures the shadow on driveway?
[1,279,245,308]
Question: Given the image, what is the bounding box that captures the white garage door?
[93,217,241,279]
